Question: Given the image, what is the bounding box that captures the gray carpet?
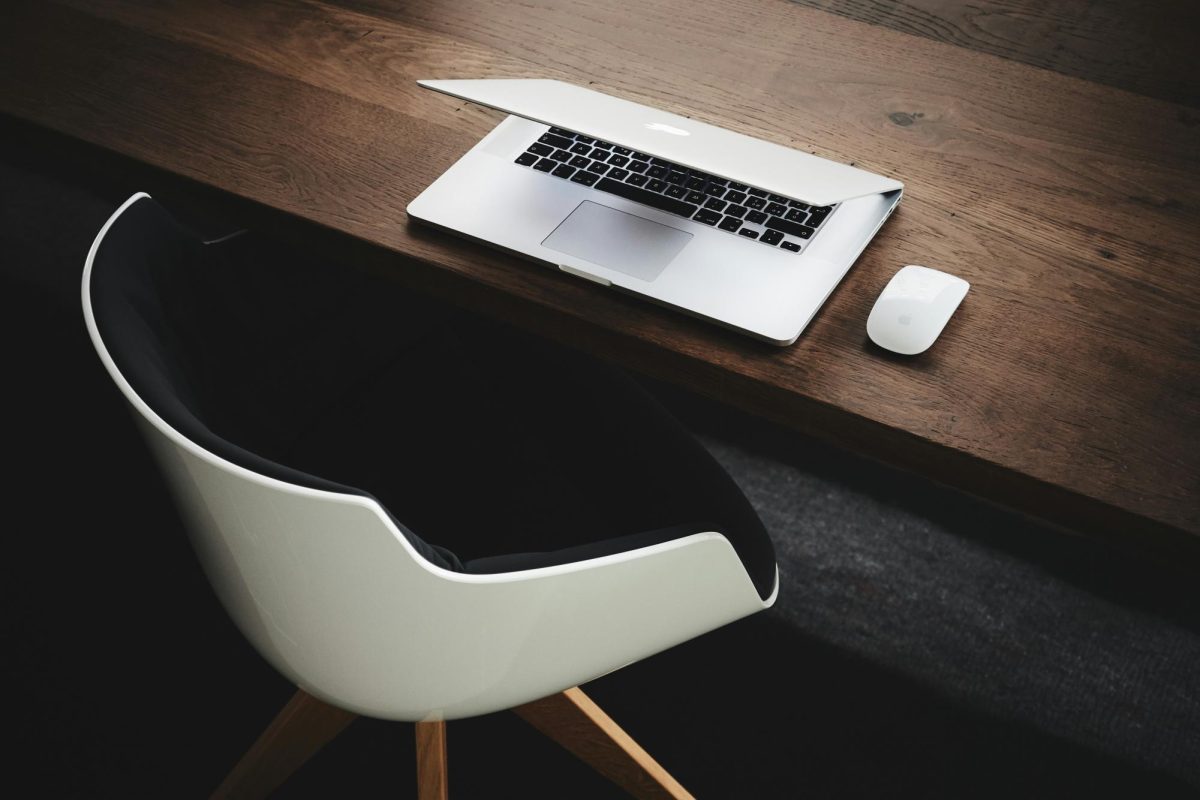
[694,429,1200,786]
[3,125,1198,797]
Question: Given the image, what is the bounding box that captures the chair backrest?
[83,194,773,720]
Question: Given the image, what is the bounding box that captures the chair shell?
[82,193,777,722]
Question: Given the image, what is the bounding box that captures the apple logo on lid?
[644,122,690,136]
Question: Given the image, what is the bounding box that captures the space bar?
[595,178,699,218]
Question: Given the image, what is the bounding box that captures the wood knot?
[888,111,924,127]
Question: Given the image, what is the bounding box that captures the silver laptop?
[408,79,903,345]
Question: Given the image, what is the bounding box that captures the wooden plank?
[0,0,1196,553]
[788,0,1200,107]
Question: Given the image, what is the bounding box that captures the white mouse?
[867,265,969,355]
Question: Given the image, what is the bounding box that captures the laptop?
[407,79,903,345]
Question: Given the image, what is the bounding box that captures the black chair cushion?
[88,197,776,599]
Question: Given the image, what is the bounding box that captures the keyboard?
[514,127,836,253]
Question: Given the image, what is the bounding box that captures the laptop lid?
[419,78,903,207]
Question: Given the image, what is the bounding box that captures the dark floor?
[2,134,1198,798]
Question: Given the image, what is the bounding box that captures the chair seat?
[89,197,775,599]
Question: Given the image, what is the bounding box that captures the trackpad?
[542,201,692,282]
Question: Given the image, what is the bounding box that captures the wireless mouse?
[866,265,969,355]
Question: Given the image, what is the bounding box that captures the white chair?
[83,193,778,798]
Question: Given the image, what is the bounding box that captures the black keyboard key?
[725,190,747,205]
[705,184,726,196]
[704,197,727,212]
[612,146,632,156]
[575,135,595,144]
[549,127,575,137]
[766,202,787,216]
[608,167,630,181]
[627,160,649,173]
[626,173,649,187]
[748,188,768,198]
[693,208,721,225]
[807,207,832,226]
[685,177,706,190]
[552,164,576,179]
[745,196,766,209]
[515,152,539,167]
[571,170,599,186]
[534,158,557,172]
[768,193,788,203]
[550,149,572,162]
[665,184,687,198]
[780,240,802,252]
[646,165,666,178]
[589,147,609,159]
[587,161,610,175]
[539,133,573,150]
[709,177,728,186]
[811,205,832,214]
[729,182,749,192]
[608,154,629,167]
[785,208,808,223]
[650,157,671,166]
[718,216,741,232]
[746,209,768,224]
[738,228,759,239]
[765,217,815,238]
[788,199,810,210]
[685,190,706,204]
[631,151,651,161]
[570,142,592,155]
[726,204,748,218]
[596,177,699,217]
[665,171,686,185]
[528,142,554,157]
[760,229,784,245]
[647,178,667,192]
[593,141,613,150]
[569,155,591,169]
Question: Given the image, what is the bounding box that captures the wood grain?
[211,689,357,799]
[513,687,693,800]
[789,0,1200,107]
[0,0,1196,556]
[415,720,449,800]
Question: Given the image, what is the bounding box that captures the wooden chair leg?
[512,687,694,800]
[415,720,449,800]
[211,689,357,800]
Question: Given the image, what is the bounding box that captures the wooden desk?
[2,1,1197,555]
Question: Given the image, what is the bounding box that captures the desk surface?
[3,0,1197,554]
